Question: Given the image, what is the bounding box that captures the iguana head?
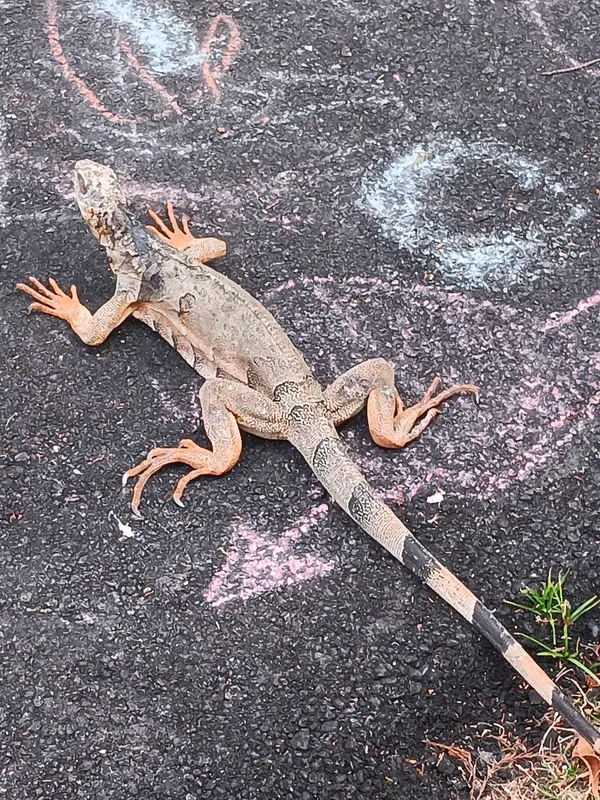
[72,160,130,247]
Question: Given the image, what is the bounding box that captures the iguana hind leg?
[146,202,226,264]
[123,378,286,515]
[324,357,478,448]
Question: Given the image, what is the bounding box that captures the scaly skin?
[16,160,600,752]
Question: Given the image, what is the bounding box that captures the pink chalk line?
[542,290,600,331]
[263,274,520,322]
[262,274,391,302]
[260,273,600,505]
[204,274,600,606]
[265,272,600,334]
[486,388,600,493]
[370,383,600,503]
[523,0,600,76]
[204,503,333,607]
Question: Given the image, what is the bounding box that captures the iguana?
[16,159,600,752]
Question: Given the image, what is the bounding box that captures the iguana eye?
[76,173,88,194]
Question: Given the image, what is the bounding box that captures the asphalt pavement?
[1,0,600,797]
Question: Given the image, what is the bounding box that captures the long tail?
[292,424,600,753]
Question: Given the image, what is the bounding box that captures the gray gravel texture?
[1,0,600,798]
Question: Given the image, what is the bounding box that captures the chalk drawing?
[204,504,334,607]
[117,36,182,110]
[95,0,203,75]
[96,1,241,100]
[51,170,279,223]
[543,291,600,331]
[262,274,600,504]
[523,0,600,76]
[46,0,240,124]
[199,271,600,607]
[46,0,178,124]
[0,121,8,224]
[202,273,600,606]
[359,134,589,290]
[566,204,588,225]
[0,209,72,228]
[199,14,241,102]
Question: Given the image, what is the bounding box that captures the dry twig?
[541,58,600,76]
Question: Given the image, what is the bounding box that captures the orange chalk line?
[118,35,182,117]
[200,14,241,101]
[46,0,128,124]
[47,0,177,124]
[47,0,237,124]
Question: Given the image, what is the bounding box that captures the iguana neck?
[99,209,150,280]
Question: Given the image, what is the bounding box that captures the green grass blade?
[570,594,600,622]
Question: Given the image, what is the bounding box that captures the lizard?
[16,159,600,753]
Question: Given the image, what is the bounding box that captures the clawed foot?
[123,439,212,516]
[146,202,196,251]
[369,376,478,449]
[420,376,479,409]
[16,277,85,323]
[392,377,478,445]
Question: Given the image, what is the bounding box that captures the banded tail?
[291,422,600,753]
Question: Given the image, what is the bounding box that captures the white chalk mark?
[204,504,334,607]
[0,208,77,229]
[426,490,445,505]
[112,28,126,89]
[359,134,588,290]
[55,172,248,218]
[437,233,540,288]
[566,204,588,224]
[549,181,566,195]
[94,0,203,75]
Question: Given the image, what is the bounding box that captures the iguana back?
[132,248,314,393]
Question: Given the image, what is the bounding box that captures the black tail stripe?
[553,690,600,744]
[471,601,515,652]
[401,535,438,582]
[298,426,600,750]
[347,482,379,527]
[311,436,346,478]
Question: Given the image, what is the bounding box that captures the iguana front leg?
[16,277,137,346]
[123,378,287,515]
[324,357,478,447]
[146,202,226,264]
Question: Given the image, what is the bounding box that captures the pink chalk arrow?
[204,503,334,607]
